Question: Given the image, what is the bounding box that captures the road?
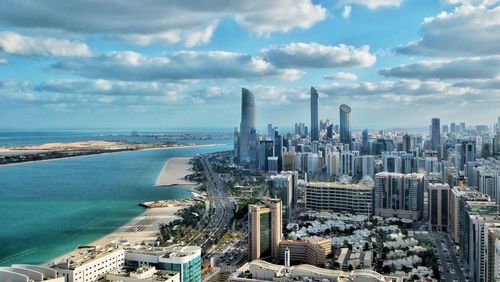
[431,233,469,282]
[189,155,236,254]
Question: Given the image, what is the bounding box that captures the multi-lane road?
[189,155,236,254]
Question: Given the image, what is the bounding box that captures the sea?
[0,130,233,266]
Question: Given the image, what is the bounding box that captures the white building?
[125,246,201,282]
[0,264,64,282]
[53,246,125,282]
[361,155,375,178]
[106,266,180,282]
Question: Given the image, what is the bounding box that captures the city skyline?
[0,0,499,129]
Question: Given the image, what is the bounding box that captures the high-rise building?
[450,186,492,245]
[239,88,256,163]
[268,174,293,222]
[340,151,358,177]
[305,180,374,216]
[267,157,279,173]
[310,87,319,141]
[361,155,375,178]
[274,131,283,171]
[361,129,369,155]
[325,151,340,177]
[462,140,476,166]
[267,124,274,139]
[339,104,352,146]
[431,118,441,150]
[233,127,240,162]
[467,214,500,282]
[486,226,500,281]
[494,134,500,156]
[374,172,424,220]
[383,154,402,173]
[259,140,274,172]
[326,124,333,139]
[442,124,449,134]
[248,198,283,261]
[428,183,450,232]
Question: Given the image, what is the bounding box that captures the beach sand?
[47,204,187,265]
[155,157,195,186]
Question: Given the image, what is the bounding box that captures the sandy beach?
[155,157,196,186]
[47,204,188,265]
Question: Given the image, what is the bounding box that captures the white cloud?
[0,31,91,57]
[35,80,180,97]
[0,0,326,47]
[324,72,358,81]
[0,56,6,64]
[379,56,500,80]
[342,6,352,18]
[261,42,376,68]
[339,0,403,9]
[50,50,300,81]
[396,4,500,57]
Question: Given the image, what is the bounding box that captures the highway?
[189,155,236,254]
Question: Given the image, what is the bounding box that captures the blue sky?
[0,0,499,130]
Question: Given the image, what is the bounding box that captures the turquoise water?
[0,140,231,265]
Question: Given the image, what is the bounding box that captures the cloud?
[0,56,6,64]
[324,72,358,81]
[35,80,182,96]
[342,6,352,18]
[317,79,473,99]
[50,50,301,81]
[0,0,326,47]
[339,0,403,9]
[396,4,500,57]
[0,31,91,57]
[261,42,376,69]
[453,78,500,90]
[379,56,500,80]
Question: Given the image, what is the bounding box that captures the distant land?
[0,140,200,165]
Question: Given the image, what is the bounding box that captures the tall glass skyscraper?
[339,104,352,147]
[310,87,319,141]
[431,118,441,150]
[239,88,256,163]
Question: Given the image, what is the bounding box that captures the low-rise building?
[0,264,64,282]
[53,246,125,282]
[228,260,402,282]
[106,266,180,282]
[124,246,201,282]
[278,237,331,267]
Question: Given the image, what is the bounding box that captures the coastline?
[45,155,201,266]
[155,156,196,186]
[0,143,220,168]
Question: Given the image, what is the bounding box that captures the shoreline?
[0,144,221,168]
[155,156,196,186]
[45,204,188,266]
[44,155,203,266]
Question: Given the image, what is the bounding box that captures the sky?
[0,0,499,130]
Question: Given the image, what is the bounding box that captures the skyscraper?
[339,104,352,146]
[239,88,256,163]
[310,87,319,141]
[431,118,441,150]
[361,129,369,155]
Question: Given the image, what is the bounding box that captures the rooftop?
[307,181,374,189]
